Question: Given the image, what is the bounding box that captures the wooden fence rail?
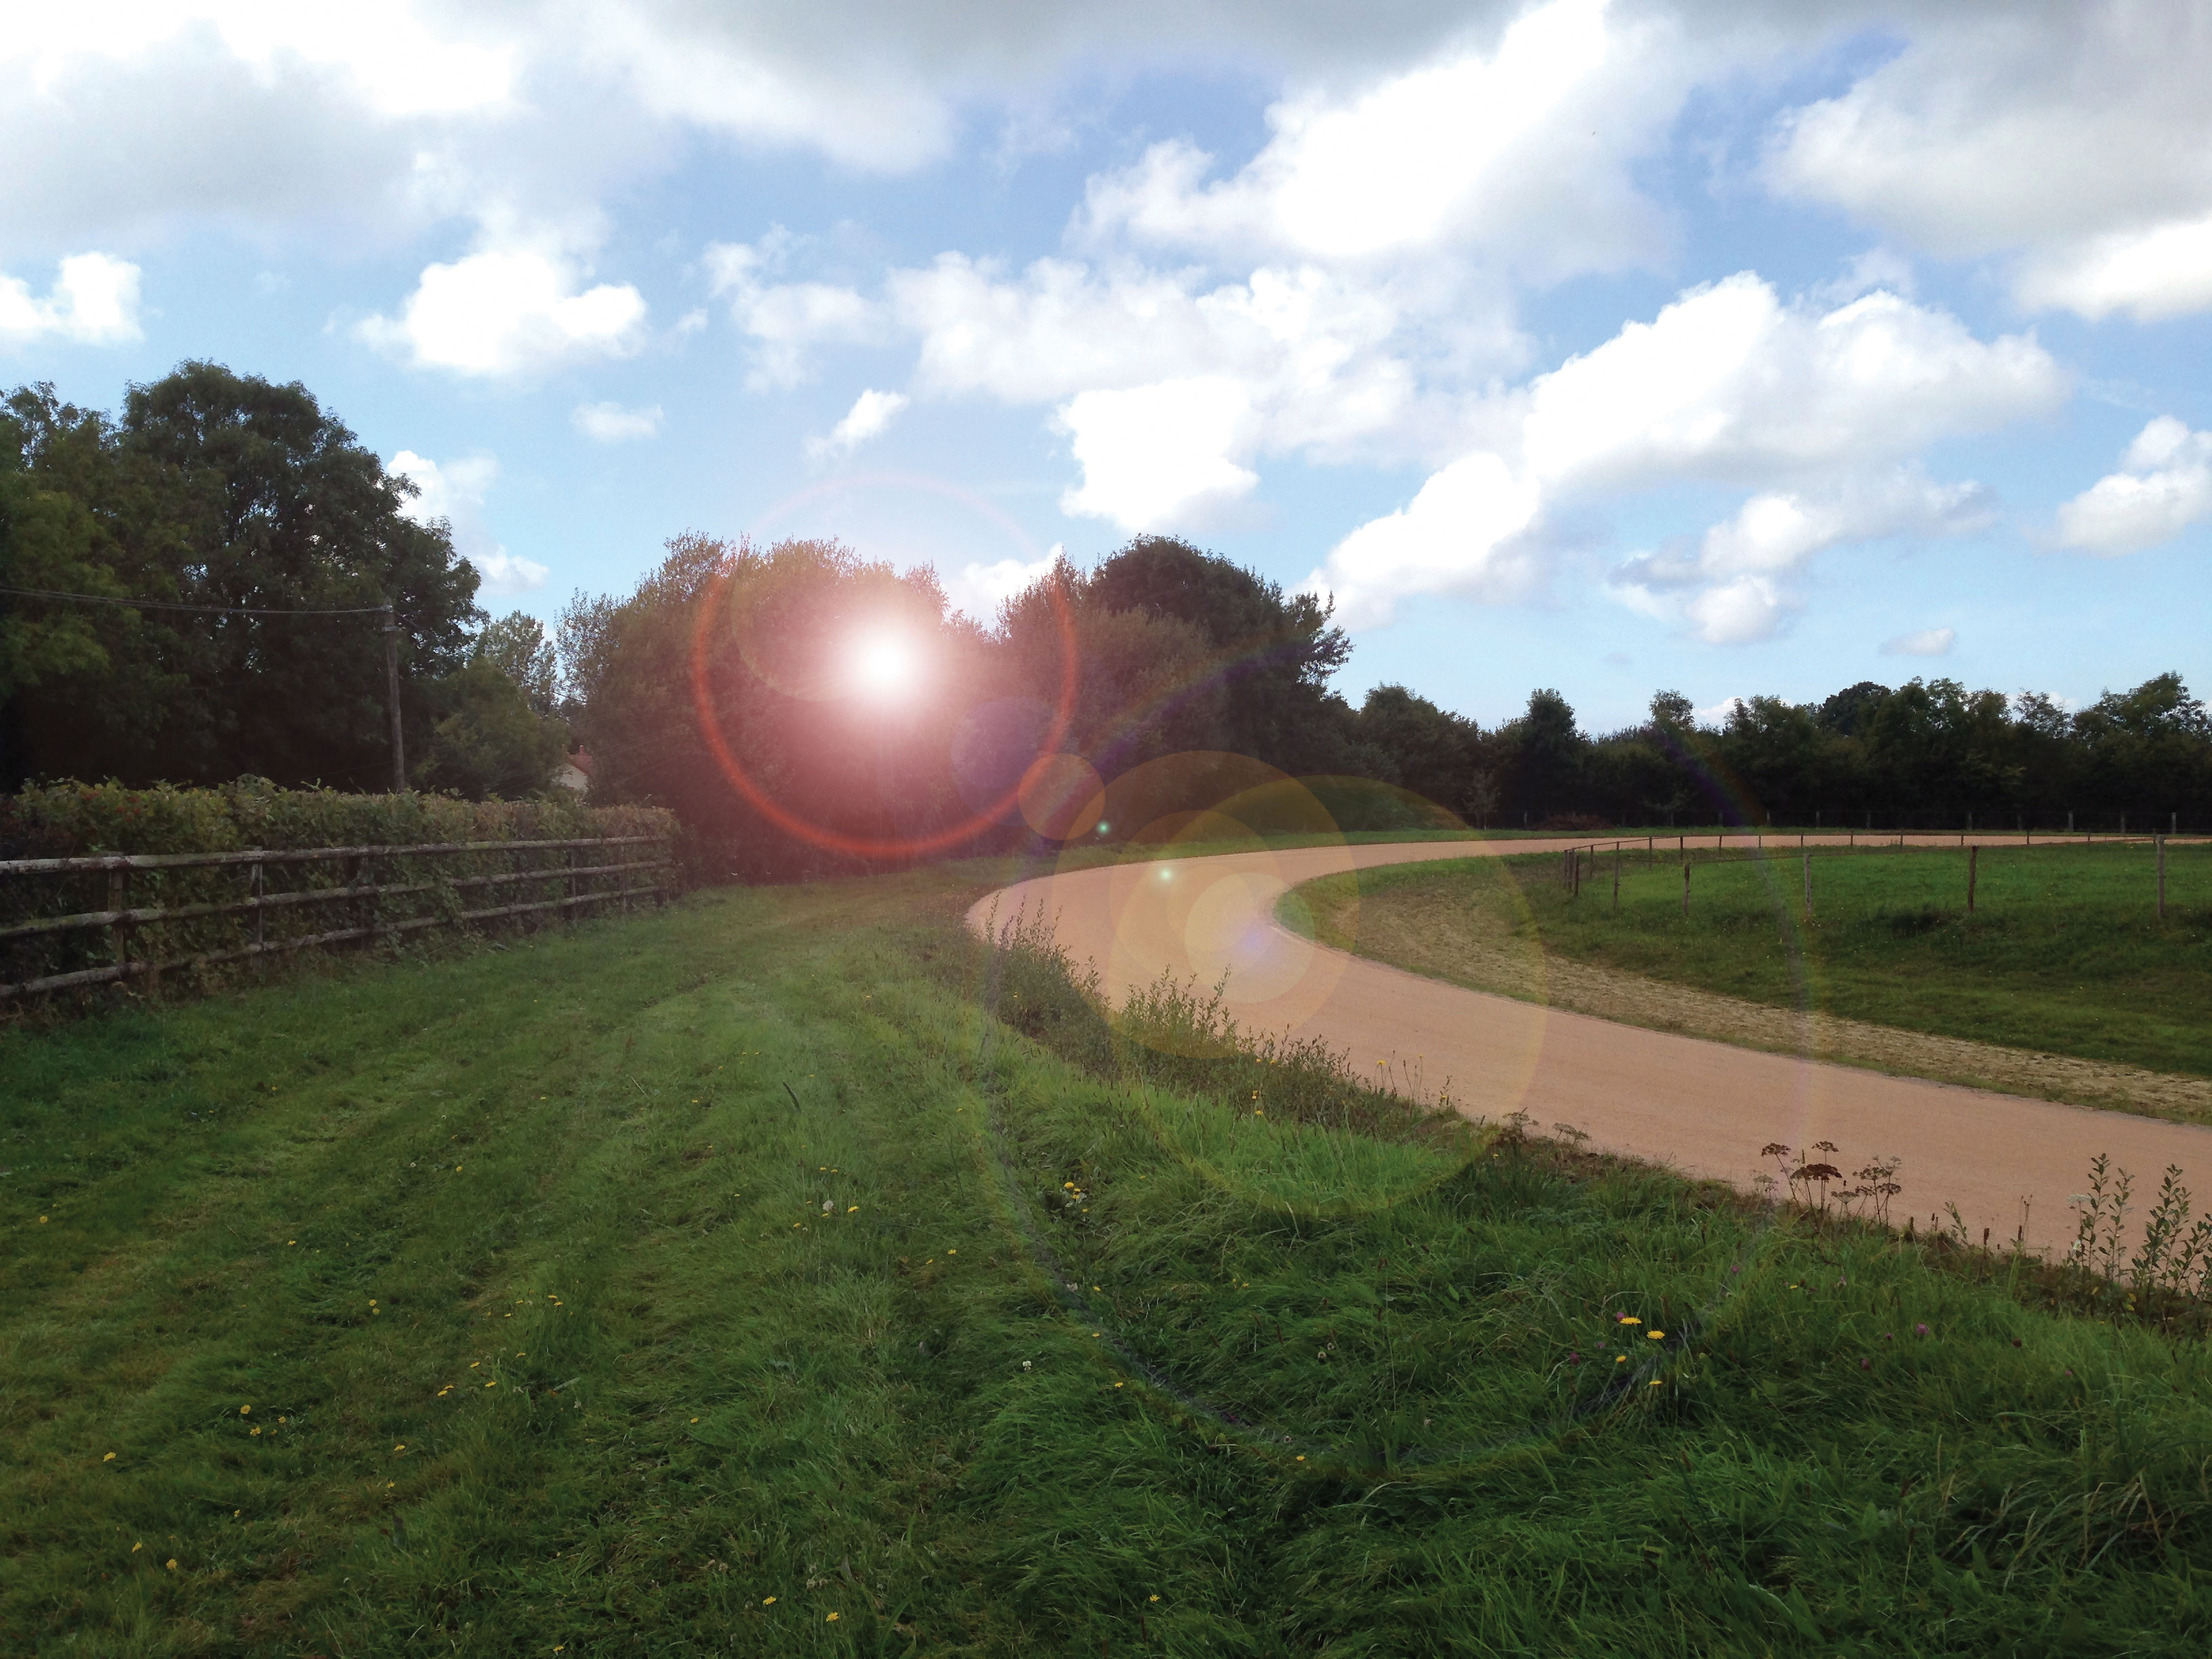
[0,835,670,1000]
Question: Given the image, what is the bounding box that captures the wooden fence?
[0,834,672,1001]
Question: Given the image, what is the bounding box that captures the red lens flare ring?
[687,550,1082,860]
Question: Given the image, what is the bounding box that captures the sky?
[3,0,2209,733]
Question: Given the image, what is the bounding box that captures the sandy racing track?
[971,836,2212,1256]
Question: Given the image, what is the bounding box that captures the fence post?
[250,853,265,978]
[108,865,131,983]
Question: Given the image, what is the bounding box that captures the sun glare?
[848,629,919,700]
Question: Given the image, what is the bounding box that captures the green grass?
[1304,841,2212,1078]
[5,861,2212,1656]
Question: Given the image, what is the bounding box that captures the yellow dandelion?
[1295,1455,1305,1462]
[691,1416,699,1423]
[39,1216,47,1223]
[762,1596,777,1605]
[251,1427,262,1437]
[947,1248,957,1254]
[1615,1355,1626,1364]
[167,1557,178,1570]
[1616,1315,1641,1326]
[394,1443,406,1452]
[240,1404,251,1416]
[1648,1330,1664,1340]
[826,1612,840,1622]
[486,1379,498,1387]
[287,1240,296,1246]
[1650,1379,1663,1387]
[131,1542,142,1553]
[1149,1594,1161,1603]
[847,1206,859,1213]
[102,1452,116,1462]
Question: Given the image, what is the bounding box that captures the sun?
[847,628,920,700]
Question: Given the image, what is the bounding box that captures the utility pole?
[382,603,406,793]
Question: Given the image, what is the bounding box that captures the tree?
[1084,535,1355,774]
[1353,685,1481,814]
[418,658,566,798]
[1,365,480,789]
[1502,688,1586,822]
[477,611,558,716]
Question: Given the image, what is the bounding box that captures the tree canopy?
[1,364,481,791]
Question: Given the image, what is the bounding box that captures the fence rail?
[0,835,671,1001]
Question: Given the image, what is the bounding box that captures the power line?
[0,583,390,617]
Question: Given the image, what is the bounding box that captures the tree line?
[6,367,2206,875]
[1,364,567,798]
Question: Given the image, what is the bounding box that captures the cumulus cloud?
[572,401,663,441]
[1882,626,1956,657]
[389,449,548,596]
[1312,273,2060,631]
[0,252,142,346]
[1080,0,1681,277]
[361,245,646,375]
[940,546,1065,621]
[2053,417,2212,556]
[1056,378,1262,531]
[1765,3,2212,319]
[806,388,909,459]
[707,235,883,389]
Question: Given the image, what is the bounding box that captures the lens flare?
[848,628,919,700]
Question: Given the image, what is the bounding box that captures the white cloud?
[806,388,909,459]
[1311,273,2058,634]
[1056,377,1261,531]
[1766,3,2212,319]
[707,235,883,388]
[2053,416,2212,556]
[1080,0,1683,277]
[572,401,663,442]
[359,246,646,376]
[389,449,547,596]
[1881,626,1956,657]
[2015,212,2212,323]
[941,546,1064,621]
[0,251,141,346]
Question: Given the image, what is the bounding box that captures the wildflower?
[1149,1595,1161,1603]
[826,1613,840,1622]
[762,1596,776,1605]
[847,1206,859,1213]
[1114,1382,1124,1389]
[167,1559,178,1570]
[394,1444,406,1453]
[1295,1455,1305,1462]
[1914,1322,1929,1337]
[240,1405,251,1416]
[486,1379,498,1387]
[1021,1360,1032,1371]
[103,1452,116,1462]
[947,1248,956,1254]
[1616,1315,1641,1326]
[1860,1358,1871,1370]
[691,1416,699,1423]
[131,1542,142,1553]
[1615,1355,1626,1364]
[1650,1379,1662,1387]
[251,1427,262,1437]
[1647,1330,1664,1340]
[288,1240,296,1246]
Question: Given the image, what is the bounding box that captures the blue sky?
[4,1,2209,732]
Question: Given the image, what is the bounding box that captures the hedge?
[1,781,678,1006]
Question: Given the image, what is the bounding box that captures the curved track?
[971,835,2212,1255]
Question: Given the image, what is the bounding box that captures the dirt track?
[970,835,2212,1256]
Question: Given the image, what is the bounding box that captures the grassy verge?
[1298,842,2212,1080]
[5,861,2211,1655]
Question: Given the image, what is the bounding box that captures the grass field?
[1300,840,2212,1081]
[6,861,2212,1655]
